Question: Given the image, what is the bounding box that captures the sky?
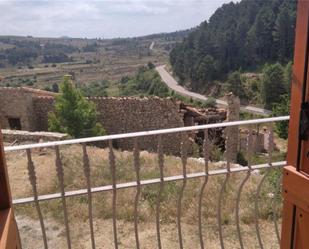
[0,0,237,39]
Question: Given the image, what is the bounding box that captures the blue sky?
[0,0,237,38]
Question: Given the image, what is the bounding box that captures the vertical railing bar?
[82,144,96,249]
[255,123,274,249]
[198,129,209,249]
[268,124,281,244]
[26,149,48,249]
[55,146,71,249]
[268,124,274,166]
[254,171,269,249]
[218,126,232,249]
[235,127,253,249]
[177,132,188,249]
[133,138,141,249]
[272,170,282,245]
[155,135,164,249]
[109,140,118,249]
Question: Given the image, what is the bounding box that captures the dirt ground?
[17,216,280,249]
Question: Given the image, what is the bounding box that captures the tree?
[261,63,286,109]
[196,55,216,89]
[80,80,108,97]
[147,62,155,70]
[284,61,293,96]
[48,76,105,138]
[272,94,290,139]
[248,6,276,62]
[169,0,296,92]
[273,4,295,62]
[226,71,243,99]
[120,66,169,97]
[52,83,59,93]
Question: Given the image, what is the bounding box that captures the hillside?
[170,0,296,92]
[0,31,188,91]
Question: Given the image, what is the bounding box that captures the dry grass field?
[5,143,283,249]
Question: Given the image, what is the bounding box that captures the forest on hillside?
[170,0,297,92]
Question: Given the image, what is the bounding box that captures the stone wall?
[0,90,186,154]
[2,129,68,143]
[0,87,55,131]
[239,130,265,153]
[0,87,228,155]
[90,97,185,154]
[33,96,55,131]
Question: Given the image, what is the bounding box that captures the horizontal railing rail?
[4,116,290,249]
[4,116,290,152]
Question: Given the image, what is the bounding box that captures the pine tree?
[48,76,105,138]
[273,4,295,62]
[196,55,216,89]
[261,63,286,109]
[226,71,243,99]
[273,94,290,139]
[169,0,296,91]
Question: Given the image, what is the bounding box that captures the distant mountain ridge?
[170,0,297,91]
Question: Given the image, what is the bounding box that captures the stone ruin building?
[0,87,227,155]
[0,87,274,158]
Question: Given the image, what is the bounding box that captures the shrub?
[237,152,248,166]
[202,97,217,108]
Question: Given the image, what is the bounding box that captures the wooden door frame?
[281,0,309,248]
[0,127,21,249]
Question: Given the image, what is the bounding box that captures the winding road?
[156,65,272,116]
[149,41,155,50]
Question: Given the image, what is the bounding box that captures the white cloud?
[0,0,237,38]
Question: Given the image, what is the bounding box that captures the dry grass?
[5,144,282,249]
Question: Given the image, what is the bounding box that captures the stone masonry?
[2,129,68,143]
[225,93,240,163]
[0,87,227,155]
[0,87,55,131]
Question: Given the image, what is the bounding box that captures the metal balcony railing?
[4,116,290,249]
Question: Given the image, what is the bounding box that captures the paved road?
[149,41,155,50]
[156,65,272,116]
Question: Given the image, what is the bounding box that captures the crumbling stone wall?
[225,93,240,163]
[0,87,228,155]
[2,129,68,143]
[33,96,55,131]
[1,91,185,154]
[0,87,55,131]
[90,97,185,154]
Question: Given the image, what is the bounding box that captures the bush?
[120,67,169,97]
[52,83,59,93]
[80,80,108,97]
[147,62,155,69]
[210,145,223,161]
[237,152,248,166]
[202,97,217,108]
[272,94,290,139]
